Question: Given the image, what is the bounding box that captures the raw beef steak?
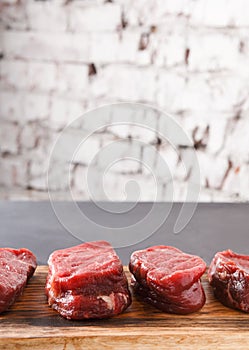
[45,241,132,319]
[129,245,206,314]
[208,250,249,312]
[0,248,37,313]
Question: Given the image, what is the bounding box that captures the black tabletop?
[0,201,248,265]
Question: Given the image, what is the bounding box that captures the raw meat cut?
[129,245,206,314]
[208,249,249,312]
[45,241,132,319]
[131,277,205,314]
[0,248,37,313]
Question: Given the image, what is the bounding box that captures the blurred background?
[0,0,249,202]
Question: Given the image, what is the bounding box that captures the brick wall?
[0,0,249,201]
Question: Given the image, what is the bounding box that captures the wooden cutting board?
[0,266,249,350]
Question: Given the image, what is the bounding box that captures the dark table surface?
[0,201,248,265]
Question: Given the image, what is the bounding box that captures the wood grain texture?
[0,266,249,349]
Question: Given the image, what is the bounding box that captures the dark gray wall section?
[0,201,248,265]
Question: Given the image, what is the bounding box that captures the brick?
[72,164,88,195]
[90,65,157,102]
[152,32,186,67]
[30,157,70,192]
[49,114,62,134]
[221,117,249,163]
[180,73,248,113]
[197,151,229,188]
[108,124,156,143]
[190,0,249,27]
[173,147,197,183]
[100,133,118,149]
[222,167,240,196]
[89,30,152,65]
[157,113,186,150]
[23,93,50,122]
[49,128,88,169]
[120,30,146,63]
[179,76,211,112]
[89,32,135,64]
[106,158,141,174]
[180,113,209,141]
[27,62,57,92]
[50,97,84,130]
[47,161,72,192]
[86,169,115,201]
[0,91,24,122]
[99,171,157,201]
[26,2,67,32]
[20,123,37,149]
[142,145,161,177]
[153,144,179,180]
[0,60,57,93]
[119,172,157,201]
[207,118,227,154]
[89,17,187,67]
[0,122,19,154]
[29,157,46,180]
[69,3,121,32]
[169,180,188,201]
[1,31,89,62]
[0,60,28,90]
[28,175,47,191]
[72,134,101,165]
[56,63,89,98]
[198,187,213,202]
[0,2,28,30]
[96,138,142,172]
[121,0,190,27]
[188,31,240,71]
[156,71,186,112]
[107,124,131,139]
[100,103,157,137]
[157,0,190,16]
[80,105,114,133]
[90,29,185,67]
[0,90,48,125]
[0,157,28,188]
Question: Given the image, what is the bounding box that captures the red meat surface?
[45,241,131,319]
[208,249,249,312]
[0,248,37,313]
[129,245,206,314]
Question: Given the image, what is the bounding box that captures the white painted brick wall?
[1,0,249,202]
